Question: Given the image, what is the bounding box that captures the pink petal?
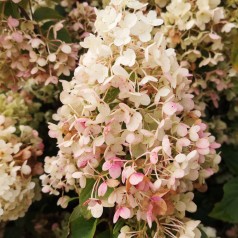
[136,180,150,192]
[177,123,188,137]
[196,138,210,149]
[163,102,177,116]
[119,207,131,219]
[113,207,131,223]
[197,148,210,155]
[102,160,112,171]
[12,32,23,42]
[129,173,144,185]
[109,164,122,179]
[210,142,221,149]
[7,16,19,28]
[113,208,120,223]
[121,166,135,184]
[150,147,161,164]
[98,182,108,197]
[209,33,220,40]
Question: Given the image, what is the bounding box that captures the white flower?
[115,49,136,67]
[87,64,108,83]
[131,15,152,42]
[120,13,137,29]
[113,27,131,46]
[140,11,164,26]
[80,34,102,52]
[196,10,211,30]
[95,6,122,33]
[126,0,147,10]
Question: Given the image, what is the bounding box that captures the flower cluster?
[66,2,96,41]
[0,16,78,89]
[96,0,238,143]
[0,115,43,221]
[156,0,238,144]
[0,90,42,128]
[41,0,221,237]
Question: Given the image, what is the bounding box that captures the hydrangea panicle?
[41,0,221,236]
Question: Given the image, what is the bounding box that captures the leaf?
[18,0,29,8]
[69,204,92,222]
[104,88,120,104]
[4,1,20,18]
[80,179,95,204]
[113,219,124,235]
[222,145,238,175]
[95,230,111,238]
[33,7,63,21]
[199,228,209,238]
[210,177,238,223]
[70,216,97,238]
[57,27,72,43]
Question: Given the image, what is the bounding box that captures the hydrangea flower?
[0,115,43,221]
[0,16,78,89]
[42,0,221,236]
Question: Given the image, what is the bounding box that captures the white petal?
[90,203,103,218]
[127,112,142,132]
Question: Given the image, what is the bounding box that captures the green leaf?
[104,88,120,104]
[113,219,124,235]
[210,177,238,223]
[57,27,72,43]
[95,230,111,238]
[18,0,29,8]
[4,1,20,18]
[199,228,209,238]
[222,145,238,175]
[33,7,63,21]
[69,204,92,222]
[70,216,97,238]
[80,179,95,204]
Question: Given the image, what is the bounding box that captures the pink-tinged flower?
[189,125,201,141]
[177,123,188,137]
[163,102,183,116]
[150,146,162,164]
[87,200,103,218]
[98,182,108,197]
[135,178,150,192]
[7,16,19,28]
[210,142,221,149]
[102,157,123,179]
[146,192,169,227]
[11,32,23,43]
[113,207,131,223]
[176,138,191,152]
[129,172,144,185]
[196,138,210,155]
[121,166,135,184]
[57,196,70,208]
